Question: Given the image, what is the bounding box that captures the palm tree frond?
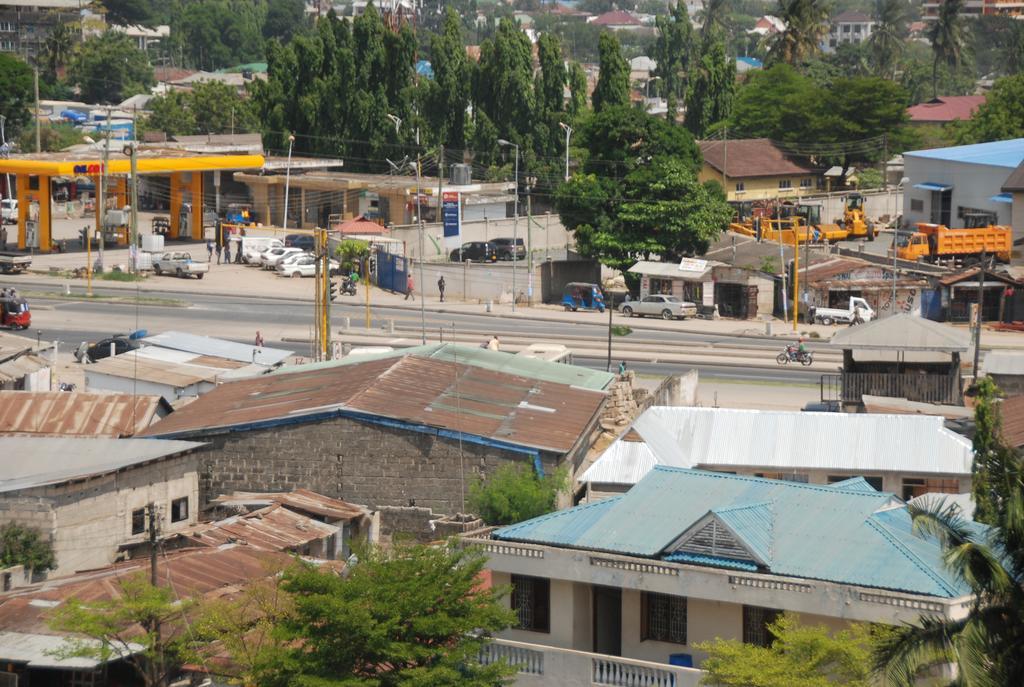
[873,615,965,686]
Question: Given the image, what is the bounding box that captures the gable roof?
[699,138,819,178]
[1002,160,1024,192]
[580,406,974,485]
[496,467,971,598]
[904,138,1024,169]
[0,392,170,437]
[830,313,970,352]
[139,353,607,454]
[591,10,641,25]
[907,96,986,124]
[170,503,339,551]
[0,437,204,493]
[833,10,871,22]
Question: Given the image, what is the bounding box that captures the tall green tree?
[971,377,1020,525]
[470,464,567,526]
[42,21,76,79]
[684,29,736,138]
[928,0,970,99]
[173,0,266,71]
[534,32,568,157]
[700,613,882,687]
[769,0,829,66]
[698,0,730,38]
[0,523,55,575]
[68,32,154,104]
[102,0,156,26]
[567,61,589,119]
[426,8,471,149]
[189,80,258,134]
[954,73,1024,144]
[252,544,514,687]
[473,17,535,160]
[0,54,33,137]
[652,1,694,122]
[263,0,306,42]
[592,32,630,113]
[873,479,1024,686]
[869,0,909,80]
[144,90,196,136]
[728,63,817,138]
[899,42,975,105]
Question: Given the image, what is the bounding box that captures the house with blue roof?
[903,138,1024,244]
[470,467,974,683]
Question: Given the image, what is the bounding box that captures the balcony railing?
[821,371,962,405]
[479,638,704,687]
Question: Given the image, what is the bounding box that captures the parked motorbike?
[776,345,814,366]
[341,277,358,296]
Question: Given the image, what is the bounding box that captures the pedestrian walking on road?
[215,243,222,264]
[405,272,415,301]
[255,331,264,348]
[223,242,231,264]
[206,239,214,262]
[487,335,500,351]
[437,275,446,303]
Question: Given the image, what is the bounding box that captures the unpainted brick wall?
[195,416,560,516]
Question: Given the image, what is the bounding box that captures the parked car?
[278,255,341,278]
[152,251,209,279]
[492,237,526,261]
[260,246,304,269]
[810,296,875,325]
[284,234,315,251]
[0,199,17,225]
[278,251,312,268]
[235,236,283,264]
[449,241,498,262]
[74,335,139,363]
[618,295,697,320]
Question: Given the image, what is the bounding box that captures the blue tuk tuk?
[562,282,605,312]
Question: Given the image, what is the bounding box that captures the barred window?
[743,605,781,647]
[511,575,549,633]
[642,592,687,644]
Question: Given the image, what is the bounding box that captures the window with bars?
[742,605,781,647]
[778,180,792,190]
[131,508,145,535]
[511,575,550,633]
[641,592,687,644]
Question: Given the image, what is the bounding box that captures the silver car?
[618,295,697,320]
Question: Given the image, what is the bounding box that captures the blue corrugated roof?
[663,552,759,571]
[736,56,763,67]
[828,476,878,493]
[494,467,973,598]
[905,138,1024,168]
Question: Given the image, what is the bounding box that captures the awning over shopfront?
[913,182,953,192]
[627,259,717,281]
[990,192,1013,204]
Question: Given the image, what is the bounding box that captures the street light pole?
[498,139,519,313]
[415,128,426,344]
[282,134,295,231]
[559,122,573,182]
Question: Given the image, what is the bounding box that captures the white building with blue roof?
[470,467,974,685]
[903,138,1024,239]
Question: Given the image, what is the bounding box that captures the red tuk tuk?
[1,294,30,329]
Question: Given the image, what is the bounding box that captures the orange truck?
[896,222,1012,264]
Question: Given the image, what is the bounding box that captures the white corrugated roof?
[830,314,970,352]
[142,331,292,366]
[580,406,974,485]
[983,350,1024,375]
[0,631,141,668]
[627,260,715,280]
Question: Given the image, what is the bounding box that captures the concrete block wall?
[196,416,560,516]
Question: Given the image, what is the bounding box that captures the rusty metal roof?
[174,504,338,551]
[0,351,49,384]
[0,391,168,437]
[140,354,607,454]
[209,488,369,521]
[86,352,222,387]
[999,395,1024,448]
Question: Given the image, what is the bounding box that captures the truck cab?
[896,232,930,261]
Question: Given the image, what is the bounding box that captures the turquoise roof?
[904,138,1024,168]
[494,467,973,598]
[274,343,614,390]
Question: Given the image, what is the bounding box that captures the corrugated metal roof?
[495,467,971,598]
[829,313,970,352]
[580,406,973,485]
[86,351,222,387]
[142,331,292,366]
[0,631,127,668]
[274,343,614,391]
[0,437,204,493]
[175,504,337,551]
[999,395,1024,448]
[0,351,48,383]
[627,260,714,280]
[904,138,1024,168]
[983,350,1024,376]
[210,488,369,521]
[141,354,606,454]
[0,392,167,437]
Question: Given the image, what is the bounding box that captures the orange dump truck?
[896,222,1012,264]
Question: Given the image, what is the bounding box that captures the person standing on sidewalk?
[215,242,222,264]
[437,275,446,303]
[223,241,231,264]
[207,239,214,263]
[405,272,415,300]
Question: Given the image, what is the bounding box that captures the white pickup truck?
[152,251,209,279]
[0,253,31,274]
[810,297,875,325]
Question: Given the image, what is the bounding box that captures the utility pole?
[322,228,331,360]
[128,143,139,273]
[147,502,159,585]
[33,67,40,153]
[606,304,613,372]
[792,228,799,331]
[414,130,425,344]
[973,252,987,380]
[97,110,112,272]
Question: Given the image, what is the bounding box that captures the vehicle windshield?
[895,235,913,247]
[848,196,863,210]
[663,296,682,302]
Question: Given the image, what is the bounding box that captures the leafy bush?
[99,270,146,282]
[0,523,55,573]
[469,463,567,526]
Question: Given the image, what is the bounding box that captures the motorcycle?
[776,345,814,366]
[340,277,358,297]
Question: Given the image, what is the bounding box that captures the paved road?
[25,288,824,385]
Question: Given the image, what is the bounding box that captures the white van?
[233,236,284,264]
[0,199,17,225]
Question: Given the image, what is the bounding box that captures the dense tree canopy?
[469,463,567,525]
[147,81,258,137]
[954,73,1024,144]
[0,523,55,574]
[68,32,154,104]
[0,54,33,138]
[652,2,694,122]
[592,32,630,113]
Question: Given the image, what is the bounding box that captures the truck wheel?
[176,268,183,277]
[821,316,834,326]
[291,271,301,278]
[154,265,162,275]
[196,273,204,280]
[867,224,875,241]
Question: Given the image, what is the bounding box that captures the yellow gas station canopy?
[0,152,265,176]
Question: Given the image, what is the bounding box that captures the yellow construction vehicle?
[896,217,1011,264]
[837,193,874,240]
[730,202,844,244]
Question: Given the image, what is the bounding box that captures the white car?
[278,251,312,268]
[0,199,17,225]
[618,295,698,320]
[278,254,340,278]
[260,246,304,269]
[152,251,210,279]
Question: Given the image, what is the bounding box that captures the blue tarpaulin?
[913,182,953,192]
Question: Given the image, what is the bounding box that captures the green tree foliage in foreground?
[970,377,1021,525]
[16,122,85,153]
[0,54,34,137]
[146,81,258,137]
[252,544,515,687]
[699,613,883,687]
[470,463,568,526]
[0,523,55,574]
[49,574,191,687]
[68,32,154,104]
[954,73,1024,145]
